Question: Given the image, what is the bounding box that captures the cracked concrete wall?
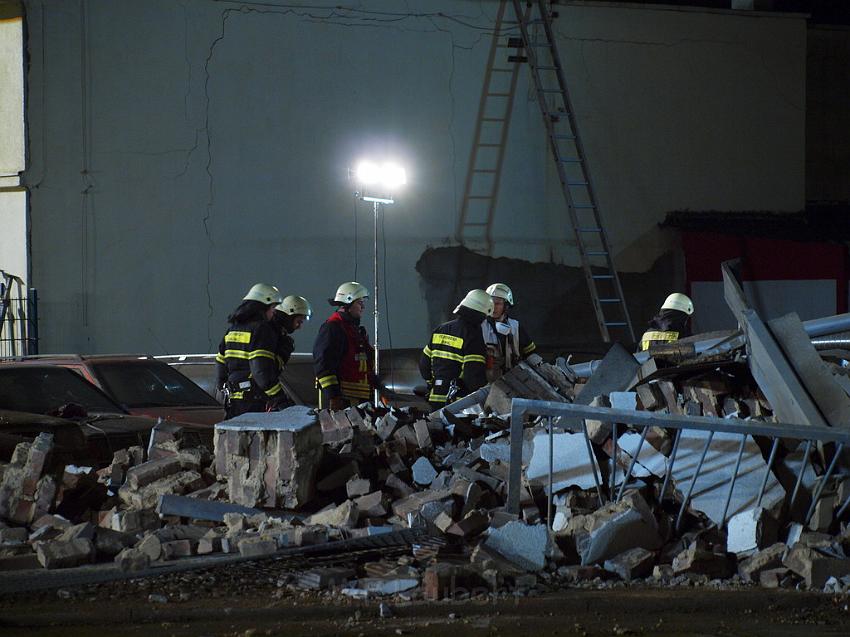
[23,0,805,353]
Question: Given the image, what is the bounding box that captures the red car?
[2,356,224,427]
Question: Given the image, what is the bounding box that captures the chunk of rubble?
[484,521,550,572]
[672,543,735,579]
[783,544,850,589]
[603,547,655,581]
[727,507,778,554]
[36,538,95,569]
[737,542,786,582]
[214,406,322,509]
[306,500,358,528]
[573,491,662,566]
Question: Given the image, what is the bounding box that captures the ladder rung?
[536,66,558,71]
[587,251,608,256]
[507,55,528,63]
[604,322,628,327]
[558,158,582,163]
[555,134,576,140]
[549,113,569,119]
[573,204,595,209]
[599,298,622,303]
[579,228,602,232]
[492,68,514,73]
[592,275,614,280]
[567,181,588,186]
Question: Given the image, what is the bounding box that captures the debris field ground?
[5,263,850,635]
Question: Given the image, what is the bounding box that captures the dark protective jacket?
[215,319,286,402]
[313,310,374,403]
[419,307,487,405]
[638,309,692,352]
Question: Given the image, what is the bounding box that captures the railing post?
[27,288,39,355]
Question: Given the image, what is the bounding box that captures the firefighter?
[271,295,312,366]
[419,288,492,410]
[482,282,537,382]
[215,283,290,418]
[638,292,694,352]
[313,282,376,410]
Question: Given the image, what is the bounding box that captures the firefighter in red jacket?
[313,282,377,410]
[419,289,493,410]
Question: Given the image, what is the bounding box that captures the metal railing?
[0,271,38,358]
[506,398,850,531]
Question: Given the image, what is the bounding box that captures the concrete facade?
[22,1,806,353]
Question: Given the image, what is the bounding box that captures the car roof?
[0,354,156,364]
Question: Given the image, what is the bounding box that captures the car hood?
[124,405,224,427]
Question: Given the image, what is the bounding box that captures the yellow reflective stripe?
[428,392,448,403]
[640,330,679,351]
[224,331,252,344]
[431,333,463,349]
[463,354,486,364]
[230,391,244,400]
[215,354,225,363]
[430,350,464,363]
[318,374,339,388]
[423,346,432,357]
[522,342,536,355]
[223,349,249,360]
[340,381,371,398]
[264,383,283,397]
[249,349,276,360]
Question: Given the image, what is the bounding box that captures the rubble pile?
[4,341,850,600]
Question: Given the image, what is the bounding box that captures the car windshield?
[0,367,126,415]
[93,361,219,408]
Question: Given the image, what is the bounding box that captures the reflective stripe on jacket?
[419,315,487,404]
[639,329,679,352]
[215,320,284,400]
[313,311,374,402]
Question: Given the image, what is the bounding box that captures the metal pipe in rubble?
[811,339,850,351]
[570,312,850,378]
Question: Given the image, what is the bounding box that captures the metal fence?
[0,271,38,358]
[506,398,850,531]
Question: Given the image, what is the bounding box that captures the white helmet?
[243,283,284,305]
[486,283,514,306]
[278,295,312,320]
[333,282,369,305]
[661,293,694,316]
[454,289,495,316]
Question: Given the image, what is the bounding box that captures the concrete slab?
[769,312,850,428]
[526,431,602,494]
[485,521,549,571]
[214,406,316,432]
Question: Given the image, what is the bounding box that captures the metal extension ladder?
[509,0,634,343]
[455,0,526,256]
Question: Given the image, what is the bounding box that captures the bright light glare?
[381,163,407,188]
[355,160,407,189]
[355,161,381,185]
